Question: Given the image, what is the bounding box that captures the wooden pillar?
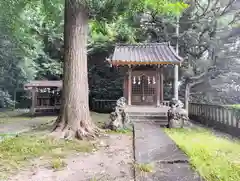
[173,65,179,100]
[128,66,132,105]
[160,65,164,102]
[30,87,36,116]
[123,76,127,99]
[156,66,160,107]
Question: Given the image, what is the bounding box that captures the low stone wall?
[189,103,240,137]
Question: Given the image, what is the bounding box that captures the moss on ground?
[0,111,110,179]
[0,110,109,125]
[0,134,94,179]
[135,163,154,173]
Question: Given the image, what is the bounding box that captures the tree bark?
[52,0,99,140]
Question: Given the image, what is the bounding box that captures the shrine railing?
[90,98,171,113]
[189,103,240,137]
[90,99,116,113]
[161,101,170,107]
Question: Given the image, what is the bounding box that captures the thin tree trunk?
[185,83,190,116]
[184,78,205,117]
[52,0,99,139]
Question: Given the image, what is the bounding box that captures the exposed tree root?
[51,118,104,141]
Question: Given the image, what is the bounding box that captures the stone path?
[134,122,202,181]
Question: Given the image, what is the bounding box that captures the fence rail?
[90,99,117,113]
[189,103,240,137]
[161,101,170,107]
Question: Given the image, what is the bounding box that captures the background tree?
[2,0,240,134]
[53,0,188,139]
[0,0,64,107]
[140,0,240,109]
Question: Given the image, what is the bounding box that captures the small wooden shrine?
[24,80,62,115]
[24,42,183,115]
[108,42,183,107]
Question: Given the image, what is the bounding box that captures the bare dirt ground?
[0,116,55,134]
[8,134,134,181]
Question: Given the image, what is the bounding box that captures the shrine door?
[131,73,157,105]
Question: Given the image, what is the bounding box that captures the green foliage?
[50,157,67,170]
[0,0,64,107]
[0,0,189,107]
[225,105,240,120]
[88,16,137,54]
[0,91,14,108]
[87,0,131,20]
[144,0,189,15]
[228,104,240,110]
[165,128,240,181]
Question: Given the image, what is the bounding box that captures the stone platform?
[126,106,169,126]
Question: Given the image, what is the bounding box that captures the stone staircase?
[127,110,169,126]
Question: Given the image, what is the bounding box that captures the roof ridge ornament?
[115,42,169,47]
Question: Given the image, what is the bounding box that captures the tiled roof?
[24,80,62,88]
[109,42,183,65]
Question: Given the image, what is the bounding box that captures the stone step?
[133,120,168,126]
[129,115,167,119]
[129,115,168,119]
[127,111,168,126]
[127,112,167,117]
[128,114,168,120]
[131,117,169,126]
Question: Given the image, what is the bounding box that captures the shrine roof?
[24,80,62,89]
[108,42,183,65]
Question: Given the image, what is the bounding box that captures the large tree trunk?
[52,0,99,140]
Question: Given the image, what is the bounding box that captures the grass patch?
[165,128,240,181]
[0,134,94,179]
[106,128,132,135]
[0,110,32,124]
[224,104,240,111]
[91,112,109,127]
[225,104,240,110]
[0,111,109,179]
[134,163,154,173]
[90,177,98,181]
[0,110,108,126]
[50,157,67,171]
[0,110,56,124]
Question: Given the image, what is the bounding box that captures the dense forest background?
[1,0,240,108]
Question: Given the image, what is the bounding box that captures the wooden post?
[160,65,164,102]
[156,66,160,107]
[128,66,132,105]
[123,76,127,99]
[30,87,36,116]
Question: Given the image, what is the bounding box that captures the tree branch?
[220,0,236,16]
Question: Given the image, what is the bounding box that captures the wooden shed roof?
[24,80,62,89]
[108,42,183,65]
